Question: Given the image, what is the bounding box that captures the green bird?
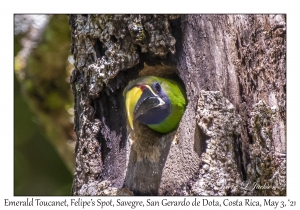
[123,76,187,134]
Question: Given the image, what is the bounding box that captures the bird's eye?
[153,82,161,93]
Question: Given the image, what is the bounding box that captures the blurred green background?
[14,15,75,195]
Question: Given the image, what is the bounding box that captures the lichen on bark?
[70,14,286,196]
[70,14,179,195]
[70,14,178,98]
[188,91,243,195]
[246,101,286,195]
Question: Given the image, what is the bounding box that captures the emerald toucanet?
[123,76,187,133]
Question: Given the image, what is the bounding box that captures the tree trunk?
[69,14,286,196]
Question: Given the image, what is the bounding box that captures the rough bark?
[70,14,286,196]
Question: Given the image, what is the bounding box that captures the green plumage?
[147,77,186,133]
[124,76,187,134]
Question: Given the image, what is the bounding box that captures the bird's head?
[123,76,171,130]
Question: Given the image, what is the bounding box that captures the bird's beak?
[125,85,164,130]
[134,85,165,121]
[125,86,143,130]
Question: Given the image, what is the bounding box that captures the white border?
[3,1,299,209]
